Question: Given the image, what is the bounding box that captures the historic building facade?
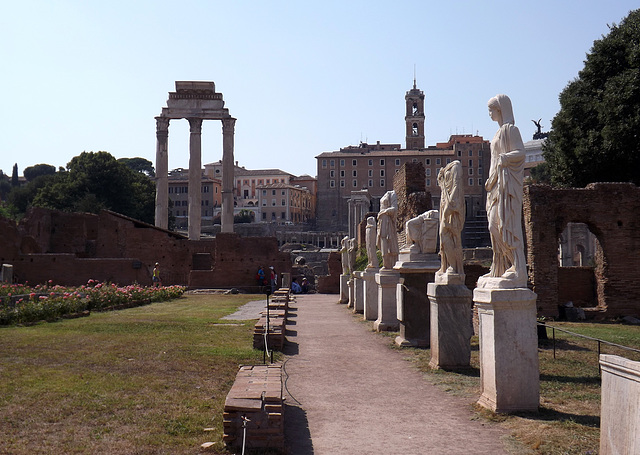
[315,82,489,246]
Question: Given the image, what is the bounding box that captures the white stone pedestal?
[474,287,539,413]
[347,278,355,309]
[374,268,400,332]
[362,268,378,321]
[428,283,473,369]
[394,250,439,347]
[600,355,640,455]
[353,271,364,313]
[339,274,349,304]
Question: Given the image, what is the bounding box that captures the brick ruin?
[0,207,290,290]
[524,183,640,318]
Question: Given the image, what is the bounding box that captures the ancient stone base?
[428,283,473,368]
[474,287,539,413]
[339,274,349,304]
[394,272,434,347]
[599,355,640,455]
[362,268,378,321]
[374,268,400,332]
[353,271,364,314]
[347,278,355,309]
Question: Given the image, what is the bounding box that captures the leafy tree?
[527,162,551,185]
[544,9,640,187]
[234,209,254,224]
[23,164,56,182]
[118,157,155,177]
[31,151,156,224]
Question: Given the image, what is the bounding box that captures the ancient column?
[154,117,170,230]
[221,118,236,233]
[188,118,203,240]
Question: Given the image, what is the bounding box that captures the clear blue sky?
[1,1,637,179]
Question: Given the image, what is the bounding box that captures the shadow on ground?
[284,404,314,455]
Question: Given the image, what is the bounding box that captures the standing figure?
[482,94,527,287]
[340,236,350,275]
[152,262,162,287]
[376,190,399,269]
[437,160,465,276]
[347,238,357,275]
[365,216,378,269]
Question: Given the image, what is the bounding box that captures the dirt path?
[282,293,515,455]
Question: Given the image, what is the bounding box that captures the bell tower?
[405,78,425,149]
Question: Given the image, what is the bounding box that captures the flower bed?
[0,280,186,325]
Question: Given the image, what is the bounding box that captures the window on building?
[446,158,451,164]
[368,169,373,177]
[262,190,267,196]
[272,200,276,206]
[340,159,345,166]
[340,170,345,178]
[322,159,327,168]
[352,170,357,177]
[457,150,462,157]
[330,170,335,178]
[340,180,345,187]
[380,179,385,186]
[469,159,473,167]
[395,159,400,166]
[169,187,173,194]
[262,212,266,220]
[469,168,474,175]
[380,169,385,177]
[469,150,473,157]
[262,200,267,206]
[272,189,276,196]
[436,158,441,165]
[380,159,385,166]
[282,190,286,196]
[426,168,431,176]
[266,179,270,184]
[368,159,373,166]
[412,158,417,163]
[425,158,430,165]
[243,189,249,198]
[468,178,474,186]
[282,199,286,206]
[353,180,357,187]
[412,122,418,136]
[330,159,335,167]
[426,178,431,186]
[330,180,335,188]
[478,178,483,186]
[368,179,373,187]
[352,159,357,166]
[479,150,483,156]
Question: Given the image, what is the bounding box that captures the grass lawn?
[0,293,267,455]
[402,321,640,455]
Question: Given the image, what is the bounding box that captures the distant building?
[257,182,314,224]
[168,168,221,229]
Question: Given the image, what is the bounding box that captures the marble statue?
[347,237,357,275]
[480,94,527,288]
[341,235,349,275]
[405,210,439,254]
[376,190,399,269]
[437,160,465,279]
[365,217,378,269]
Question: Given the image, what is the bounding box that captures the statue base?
[339,274,349,304]
[362,268,378,321]
[374,268,400,332]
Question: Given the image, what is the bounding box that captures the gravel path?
[282,293,516,455]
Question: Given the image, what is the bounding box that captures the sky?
[1,1,638,179]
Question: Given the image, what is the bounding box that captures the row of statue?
[341,94,527,290]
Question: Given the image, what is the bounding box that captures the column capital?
[188,117,203,133]
[222,117,236,133]
[155,117,170,137]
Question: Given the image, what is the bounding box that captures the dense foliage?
[2,152,156,224]
[544,9,640,187]
[0,280,185,325]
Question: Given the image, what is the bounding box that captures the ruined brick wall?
[3,208,291,290]
[316,251,341,294]
[557,267,596,308]
[524,183,640,318]
[393,162,432,246]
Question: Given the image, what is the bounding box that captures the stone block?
[474,287,539,413]
[428,283,473,369]
[362,269,378,321]
[339,274,349,304]
[353,271,364,314]
[374,269,400,331]
[599,354,640,455]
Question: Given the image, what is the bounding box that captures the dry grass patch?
[0,293,268,454]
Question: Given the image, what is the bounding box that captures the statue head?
[488,94,515,126]
[379,190,397,211]
[367,216,376,228]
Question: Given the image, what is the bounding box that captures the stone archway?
[524,183,640,318]
[155,81,236,239]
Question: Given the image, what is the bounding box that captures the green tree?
[23,164,56,182]
[118,157,155,177]
[544,9,640,187]
[234,209,254,224]
[11,164,19,187]
[527,162,552,185]
[32,151,156,223]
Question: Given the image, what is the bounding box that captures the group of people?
[256,266,309,294]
